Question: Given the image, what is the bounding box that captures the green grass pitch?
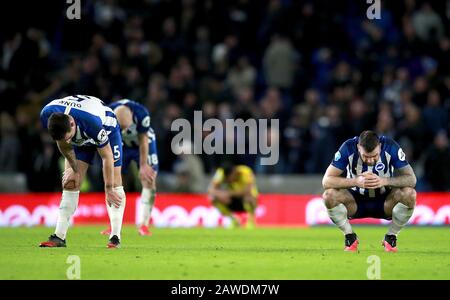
[0,226,449,279]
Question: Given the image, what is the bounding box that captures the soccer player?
[39,95,125,248]
[100,99,158,236]
[322,130,417,252]
[208,163,258,229]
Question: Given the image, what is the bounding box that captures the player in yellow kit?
[208,163,258,228]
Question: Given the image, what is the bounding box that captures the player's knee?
[322,189,339,208]
[400,187,416,208]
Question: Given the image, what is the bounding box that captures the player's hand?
[62,168,81,189]
[355,172,380,189]
[106,189,122,208]
[139,163,156,184]
[355,174,368,188]
[362,172,385,189]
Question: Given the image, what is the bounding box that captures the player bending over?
[322,130,416,252]
[208,163,258,229]
[100,99,158,236]
[39,95,125,248]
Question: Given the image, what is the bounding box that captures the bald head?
[114,105,133,129]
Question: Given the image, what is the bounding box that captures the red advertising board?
[0,193,449,227]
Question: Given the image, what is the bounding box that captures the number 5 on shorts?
[113,145,121,160]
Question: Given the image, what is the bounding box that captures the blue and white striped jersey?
[331,136,409,198]
[109,99,152,148]
[40,95,118,148]
[109,99,159,171]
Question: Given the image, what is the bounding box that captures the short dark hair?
[358,130,380,152]
[222,161,236,178]
[47,113,71,140]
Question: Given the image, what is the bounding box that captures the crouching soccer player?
[208,163,258,229]
[39,95,126,248]
[100,99,158,236]
[322,130,417,252]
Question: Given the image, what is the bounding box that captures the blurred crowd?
[1,0,450,192]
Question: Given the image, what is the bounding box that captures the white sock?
[327,203,353,235]
[106,186,126,240]
[388,202,414,236]
[139,188,156,227]
[55,190,80,240]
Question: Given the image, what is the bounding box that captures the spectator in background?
[412,3,444,44]
[422,89,448,137]
[282,105,312,173]
[412,76,429,107]
[226,56,256,96]
[159,17,186,74]
[424,131,450,191]
[193,26,212,76]
[392,89,413,121]
[77,54,100,96]
[348,99,370,137]
[152,103,182,172]
[382,67,410,109]
[173,141,206,193]
[167,66,186,106]
[0,112,20,172]
[330,61,352,89]
[26,131,61,191]
[212,34,239,77]
[93,0,126,30]
[396,103,426,162]
[182,92,200,122]
[302,88,323,120]
[258,87,284,119]
[310,47,333,90]
[436,37,450,77]
[309,105,346,173]
[234,87,258,119]
[0,0,449,190]
[145,73,168,113]
[375,102,396,138]
[263,34,296,90]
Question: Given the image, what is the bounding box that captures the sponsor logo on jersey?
[334,151,341,161]
[398,148,406,161]
[375,162,385,172]
[141,116,150,128]
[97,129,108,144]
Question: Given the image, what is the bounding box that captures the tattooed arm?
[383,165,417,188]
